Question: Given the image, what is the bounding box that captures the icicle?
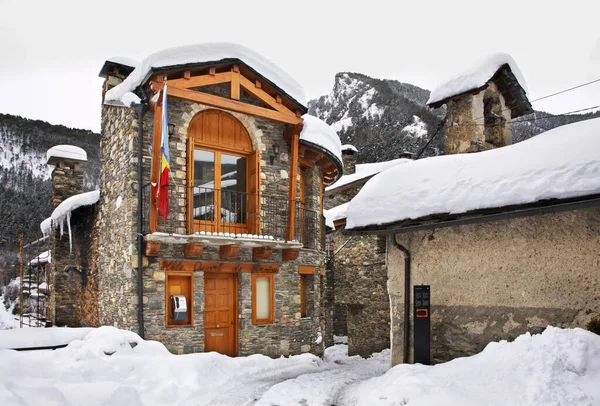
[66,211,73,253]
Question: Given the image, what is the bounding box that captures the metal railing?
[142,184,324,249]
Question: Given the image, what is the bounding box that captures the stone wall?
[96,104,141,332]
[446,81,512,154]
[388,207,600,365]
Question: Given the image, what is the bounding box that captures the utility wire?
[415,119,446,160]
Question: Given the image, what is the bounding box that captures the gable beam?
[231,65,240,100]
[167,85,303,125]
[168,72,232,89]
[239,75,297,117]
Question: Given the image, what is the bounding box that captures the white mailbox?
[170,295,187,320]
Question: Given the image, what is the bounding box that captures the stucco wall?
[387,207,600,365]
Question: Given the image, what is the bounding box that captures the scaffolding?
[19,234,51,328]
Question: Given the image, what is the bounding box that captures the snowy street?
[1,326,599,405]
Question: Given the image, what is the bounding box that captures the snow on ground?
[0,327,597,405]
[342,327,600,406]
[427,52,528,105]
[347,118,600,228]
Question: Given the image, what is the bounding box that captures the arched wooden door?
[187,110,260,235]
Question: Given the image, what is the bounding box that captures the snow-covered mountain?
[309,72,600,164]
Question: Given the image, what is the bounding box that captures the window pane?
[256,277,270,320]
[193,150,215,220]
[220,154,247,224]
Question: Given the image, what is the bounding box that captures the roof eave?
[298,139,343,183]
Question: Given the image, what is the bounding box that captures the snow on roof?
[326,158,411,193]
[427,52,528,106]
[46,145,87,164]
[341,144,358,153]
[326,202,350,223]
[106,56,139,68]
[323,210,336,229]
[300,114,343,166]
[105,43,307,106]
[347,118,600,229]
[28,250,51,266]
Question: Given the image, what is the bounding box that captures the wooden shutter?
[247,150,260,234]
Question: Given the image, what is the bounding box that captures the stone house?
[345,54,600,365]
[323,146,410,356]
[42,43,344,357]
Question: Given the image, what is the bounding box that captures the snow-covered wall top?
[326,158,411,193]
[105,43,307,106]
[427,53,528,106]
[46,145,87,164]
[347,118,600,229]
[341,144,358,153]
[41,190,100,236]
[300,114,343,165]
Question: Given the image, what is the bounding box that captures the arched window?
[186,110,259,234]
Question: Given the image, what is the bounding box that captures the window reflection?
[193,150,215,221]
[221,154,246,224]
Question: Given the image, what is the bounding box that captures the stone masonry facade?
[324,150,390,357]
[387,208,600,365]
[95,89,328,356]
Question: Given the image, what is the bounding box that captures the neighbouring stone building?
[345,54,600,365]
[40,43,345,357]
[324,145,410,356]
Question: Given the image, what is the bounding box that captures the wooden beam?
[276,95,282,104]
[209,67,216,75]
[183,242,203,258]
[298,266,316,275]
[232,64,240,73]
[219,244,240,259]
[282,248,300,261]
[167,85,303,125]
[286,127,300,241]
[231,69,240,100]
[252,247,273,261]
[183,70,191,79]
[255,79,262,89]
[299,157,315,168]
[145,241,161,257]
[168,72,232,89]
[239,75,296,116]
[149,103,163,233]
[159,260,280,273]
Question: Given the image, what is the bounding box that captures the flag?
[157,82,170,219]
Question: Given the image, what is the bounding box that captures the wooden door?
[204,273,237,356]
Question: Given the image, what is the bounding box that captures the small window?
[252,273,274,324]
[166,272,193,327]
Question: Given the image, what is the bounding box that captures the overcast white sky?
[1,0,599,133]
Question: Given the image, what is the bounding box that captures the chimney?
[47,145,87,208]
[341,144,358,175]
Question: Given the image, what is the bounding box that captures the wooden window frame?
[165,271,194,328]
[299,266,316,318]
[251,273,274,324]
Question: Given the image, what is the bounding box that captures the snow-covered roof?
[106,56,139,68]
[325,202,350,225]
[46,145,87,164]
[105,43,307,107]
[326,158,411,193]
[341,144,358,153]
[300,114,343,168]
[347,118,600,230]
[427,53,528,106]
[28,250,51,266]
[41,190,100,236]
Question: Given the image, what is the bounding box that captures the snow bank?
[347,118,600,229]
[105,42,307,106]
[342,327,600,406]
[427,52,528,106]
[326,158,411,193]
[0,327,94,349]
[46,145,87,164]
[300,114,343,166]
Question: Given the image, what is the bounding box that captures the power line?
[415,119,446,160]
[530,78,600,103]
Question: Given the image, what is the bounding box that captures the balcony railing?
[142,184,324,250]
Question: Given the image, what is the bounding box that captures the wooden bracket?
[219,244,240,259]
[209,66,216,76]
[184,70,191,79]
[183,242,203,258]
[282,248,300,261]
[145,241,161,257]
[252,247,273,261]
[232,64,240,73]
[255,79,262,89]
